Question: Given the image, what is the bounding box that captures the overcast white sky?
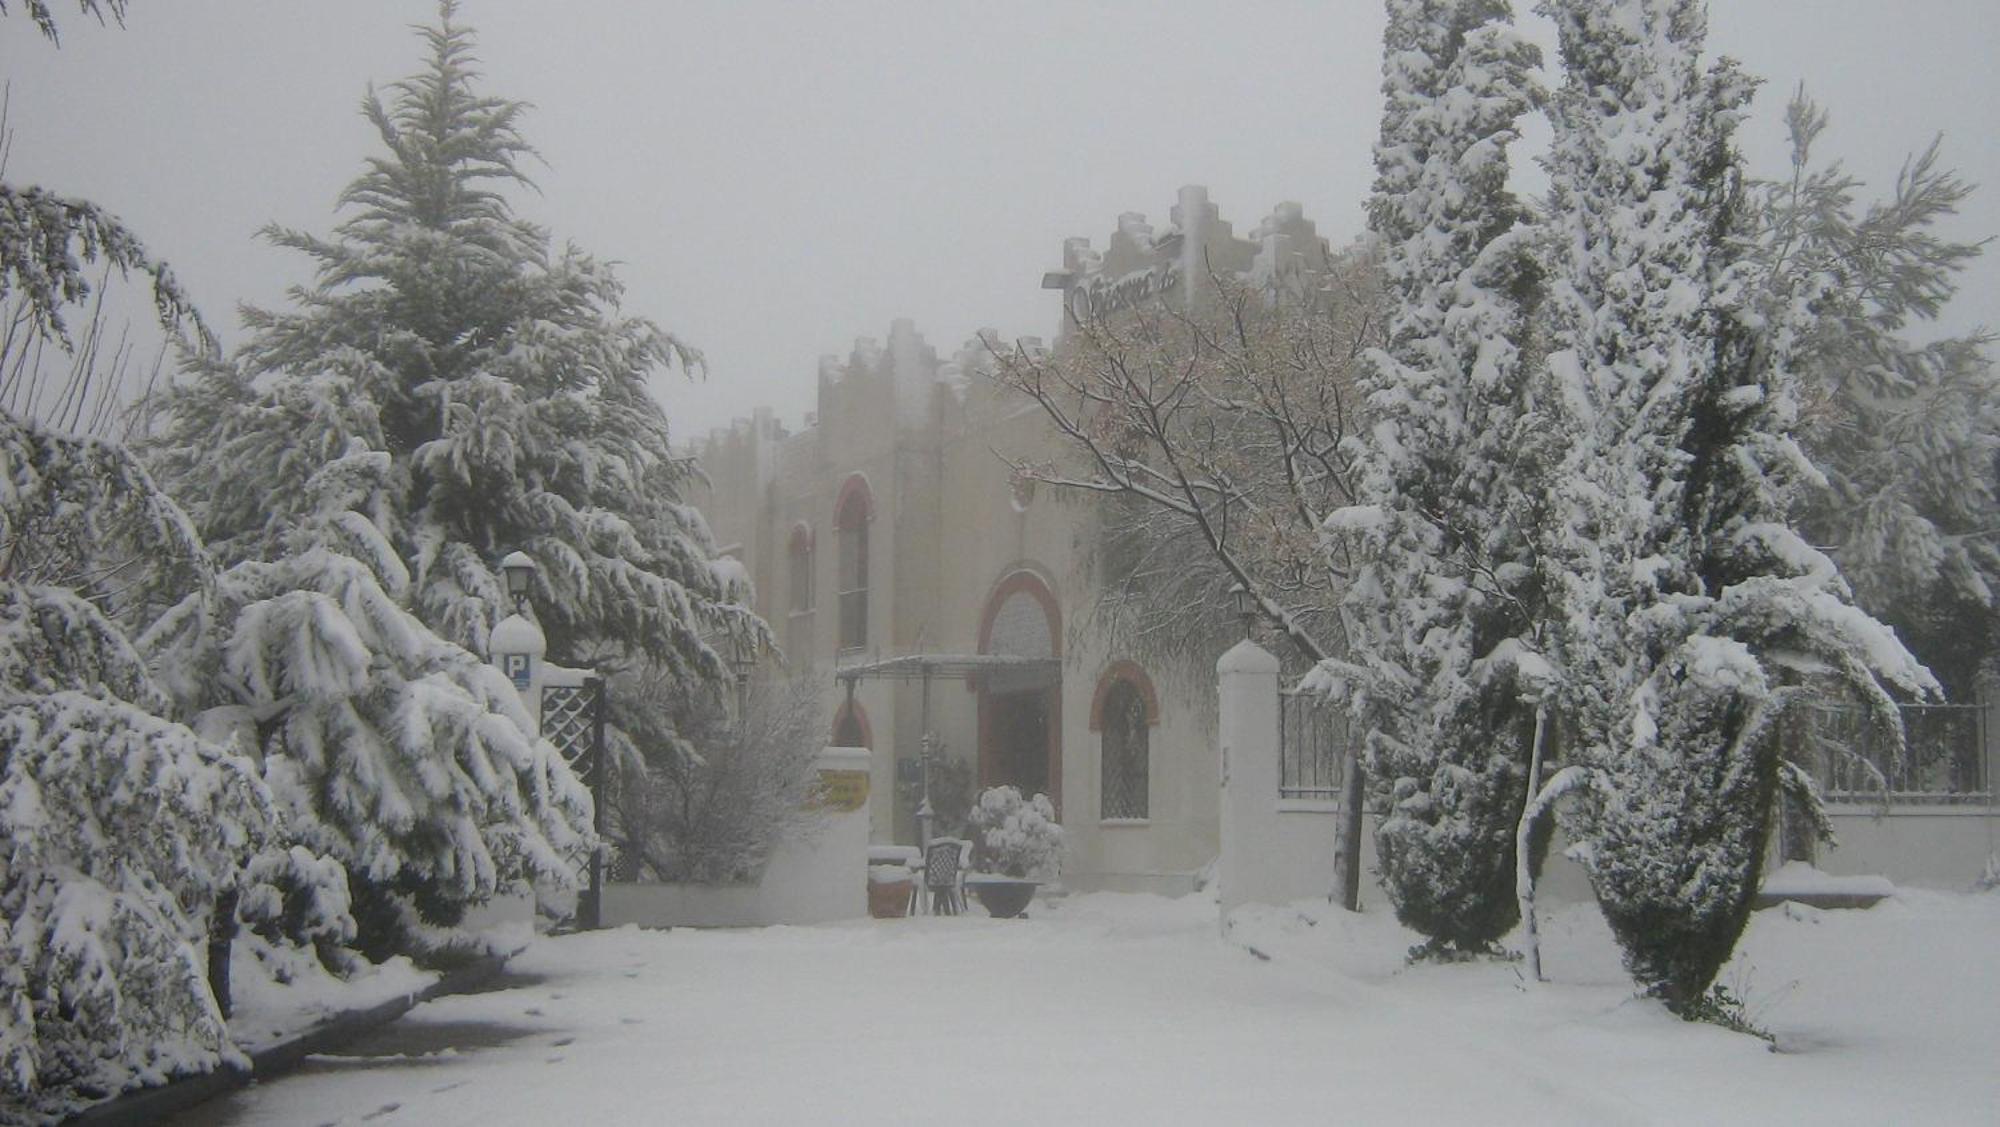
[4,1,1995,442]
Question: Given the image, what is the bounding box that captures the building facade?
[691,188,1338,892]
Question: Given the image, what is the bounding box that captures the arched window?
[1093,663,1156,820]
[835,478,871,651]
[787,523,814,664]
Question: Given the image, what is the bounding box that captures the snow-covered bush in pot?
[968,786,1063,880]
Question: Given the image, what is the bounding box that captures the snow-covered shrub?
[968,786,1064,880]
[609,676,823,884]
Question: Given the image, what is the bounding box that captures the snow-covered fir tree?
[0,414,273,1122]
[1534,0,1934,1013]
[145,3,764,940]
[1313,0,1543,954]
[1745,91,2000,698]
[149,1,761,689]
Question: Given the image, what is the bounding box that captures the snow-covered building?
[691,185,2000,898]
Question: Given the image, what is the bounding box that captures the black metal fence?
[1278,690,1349,801]
[1806,700,1991,805]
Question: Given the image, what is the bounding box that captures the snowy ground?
[171,890,1999,1126]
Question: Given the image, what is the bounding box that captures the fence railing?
[1278,690,1349,801]
[1806,700,1991,806]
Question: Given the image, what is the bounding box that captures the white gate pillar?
[1218,637,1280,920]
[756,746,873,923]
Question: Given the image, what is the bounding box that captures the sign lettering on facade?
[811,769,871,813]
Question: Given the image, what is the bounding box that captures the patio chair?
[923,838,968,915]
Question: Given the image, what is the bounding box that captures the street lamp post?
[915,732,936,853]
[1230,582,1255,640]
[492,552,545,718]
[500,551,537,614]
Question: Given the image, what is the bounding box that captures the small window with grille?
[1100,679,1150,820]
[835,486,869,651]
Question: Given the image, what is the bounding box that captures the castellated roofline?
[1048,187,1329,294]
[689,319,1030,458]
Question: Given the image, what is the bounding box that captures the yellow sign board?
[812,769,870,813]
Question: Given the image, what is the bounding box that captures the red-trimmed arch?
[832,698,873,750]
[1089,659,1160,731]
[974,565,1063,658]
[833,473,875,526]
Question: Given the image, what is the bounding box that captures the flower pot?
[968,877,1037,919]
[868,877,913,919]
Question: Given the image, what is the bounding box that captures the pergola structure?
[834,652,1061,847]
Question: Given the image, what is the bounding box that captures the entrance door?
[976,571,1062,812]
[989,689,1051,797]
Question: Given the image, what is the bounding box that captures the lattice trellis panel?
[542,681,604,787]
[543,678,608,909]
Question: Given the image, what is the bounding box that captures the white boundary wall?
[1215,640,1994,915]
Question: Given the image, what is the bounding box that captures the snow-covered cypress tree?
[1314,0,1543,954]
[1535,0,1934,1013]
[148,0,760,694]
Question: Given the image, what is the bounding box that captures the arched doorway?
[976,569,1062,812]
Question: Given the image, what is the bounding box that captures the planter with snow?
[966,876,1038,919]
[868,865,914,918]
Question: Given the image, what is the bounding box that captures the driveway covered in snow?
[171,891,2000,1126]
